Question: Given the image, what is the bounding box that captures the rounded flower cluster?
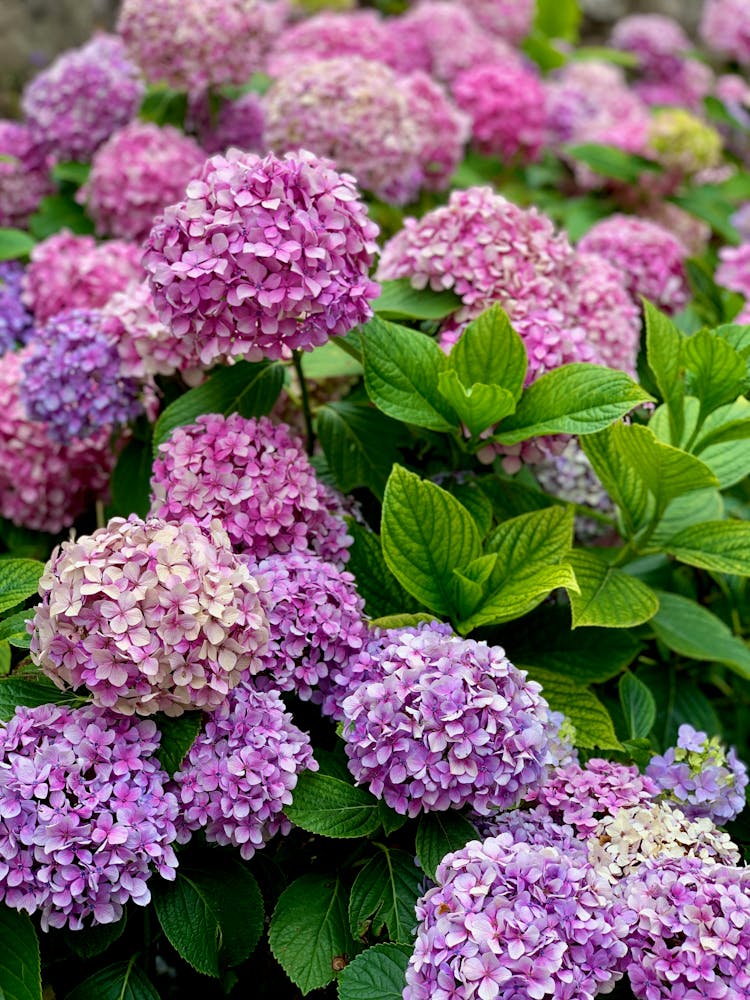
[578,215,690,315]
[264,58,423,203]
[545,710,579,768]
[569,251,642,375]
[247,551,368,702]
[648,108,723,176]
[150,414,352,564]
[717,243,750,317]
[645,200,711,256]
[589,802,741,883]
[0,348,113,533]
[461,0,534,43]
[529,758,659,837]
[81,122,205,242]
[30,516,270,716]
[144,148,379,365]
[103,281,185,381]
[0,703,178,931]
[172,685,317,859]
[117,0,287,92]
[475,805,586,858]
[611,14,691,74]
[401,73,469,192]
[20,309,142,442]
[405,836,629,1000]
[23,231,143,325]
[342,623,550,817]
[635,59,714,113]
[646,724,749,825]
[21,34,144,162]
[0,262,34,353]
[0,121,52,229]
[623,858,750,999]
[266,10,390,77]
[535,438,616,542]
[193,92,265,156]
[452,61,546,164]
[701,0,750,66]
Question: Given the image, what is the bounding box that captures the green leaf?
[369,613,438,630]
[360,317,458,431]
[302,340,363,379]
[644,300,685,444]
[0,609,30,645]
[153,857,264,977]
[337,944,411,1000]
[649,487,725,546]
[688,398,750,488]
[568,550,659,628]
[447,482,494,537]
[156,713,201,776]
[64,914,127,959]
[0,642,10,674]
[317,402,401,499]
[67,959,158,1000]
[139,85,188,128]
[152,360,285,452]
[286,771,382,839]
[651,591,750,679]
[683,327,748,417]
[372,279,461,321]
[346,521,420,619]
[493,365,652,445]
[378,800,408,837]
[672,189,740,244]
[382,466,481,617]
[448,304,527,403]
[437,372,516,436]
[512,613,641,683]
[349,848,421,943]
[522,32,569,70]
[0,907,41,1000]
[564,144,660,183]
[415,813,479,882]
[663,521,750,575]
[619,671,657,740]
[478,476,555,520]
[0,677,79,721]
[524,667,622,750]
[269,875,356,995]
[534,0,581,40]
[27,194,95,239]
[51,161,90,187]
[110,437,152,519]
[0,559,44,614]
[0,228,35,261]
[636,663,721,748]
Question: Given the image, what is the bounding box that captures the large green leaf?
[415,813,479,882]
[349,848,421,943]
[644,300,685,444]
[512,612,641,683]
[372,279,461,321]
[663,521,750,575]
[568,551,660,628]
[534,0,581,40]
[437,372,516,436]
[448,304,527,402]
[0,677,78,721]
[564,144,660,183]
[619,671,657,740]
[110,436,152,518]
[155,713,202,776]
[0,560,45,614]
[683,327,748,418]
[525,667,622,750]
[346,521,420,619]
[0,228,35,261]
[286,771,382,839]
[337,944,411,1000]
[652,591,750,678]
[317,402,401,499]
[686,398,750,488]
[302,340,363,379]
[0,907,41,1000]
[68,959,157,1000]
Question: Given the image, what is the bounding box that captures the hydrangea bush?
[0,1,748,999]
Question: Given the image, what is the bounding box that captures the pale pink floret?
[266,10,390,77]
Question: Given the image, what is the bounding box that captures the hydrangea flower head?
[81,122,204,242]
[568,250,641,375]
[402,73,469,192]
[150,414,351,564]
[611,14,691,74]
[172,684,317,859]
[266,10,391,77]
[544,710,579,768]
[21,34,144,162]
[474,804,586,858]
[103,281,187,380]
[635,59,714,112]
[191,92,266,155]
[646,724,748,825]
[144,148,379,364]
[23,231,143,325]
[0,121,52,229]
[648,108,723,176]
[535,438,616,542]
[461,0,534,44]
[701,0,750,66]
[30,516,269,716]
[0,703,178,930]
[405,836,630,1000]
[0,262,34,353]
[342,623,550,817]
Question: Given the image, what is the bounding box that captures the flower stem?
[292,350,315,456]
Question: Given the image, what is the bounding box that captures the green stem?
[293,350,315,456]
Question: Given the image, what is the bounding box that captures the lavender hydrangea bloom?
[0,703,178,931]
[0,262,34,353]
[342,623,550,817]
[171,685,317,859]
[646,724,748,825]
[544,710,579,768]
[461,0,534,44]
[473,804,587,858]
[623,858,750,998]
[535,439,616,543]
[150,414,352,565]
[30,516,270,716]
[22,34,144,162]
[20,309,143,442]
[611,14,691,74]
[191,92,266,156]
[144,149,379,365]
[0,121,52,229]
[701,0,750,66]
[405,836,630,1000]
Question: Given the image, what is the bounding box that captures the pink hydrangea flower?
[461,0,535,44]
[0,121,52,229]
[103,281,190,380]
[80,122,205,242]
[30,516,270,716]
[267,10,391,77]
[401,72,469,192]
[717,242,750,304]
[144,148,379,365]
[611,14,692,74]
[701,0,750,66]
[190,92,266,156]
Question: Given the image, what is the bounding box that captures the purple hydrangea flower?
[611,14,692,75]
[0,703,178,931]
[144,149,379,365]
[266,10,391,77]
[30,516,270,716]
[404,836,630,1000]
[190,91,266,156]
[535,438,617,543]
[473,804,587,858]
[544,710,580,768]
[342,623,550,817]
[150,414,352,564]
[20,309,143,442]
[21,34,144,162]
[623,858,750,999]
[0,121,52,229]
[701,0,750,66]
[171,684,317,859]
[461,0,534,44]
[646,724,748,825]
[0,262,34,353]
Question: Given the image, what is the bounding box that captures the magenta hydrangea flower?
[0,121,52,229]
[0,348,113,533]
[701,0,750,66]
[150,414,352,564]
[23,231,143,326]
[144,148,379,365]
[452,61,546,164]
[623,858,750,999]
[30,516,269,716]
[0,703,178,931]
[20,309,143,442]
[117,0,287,92]
[611,14,691,74]
[571,251,642,375]
[646,724,748,826]
[171,684,317,859]
[342,623,550,817]
[528,758,659,837]
[634,59,714,112]
[21,34,144,162]
[461,0,534,44]
[402,73,469,192]
[191,92,266,155]
[0,262,34,353]
[578,215,690,315]
[80,122,204,242]
[717,242,750,304]
[405,836,630,1000]
[266,10,391,77]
